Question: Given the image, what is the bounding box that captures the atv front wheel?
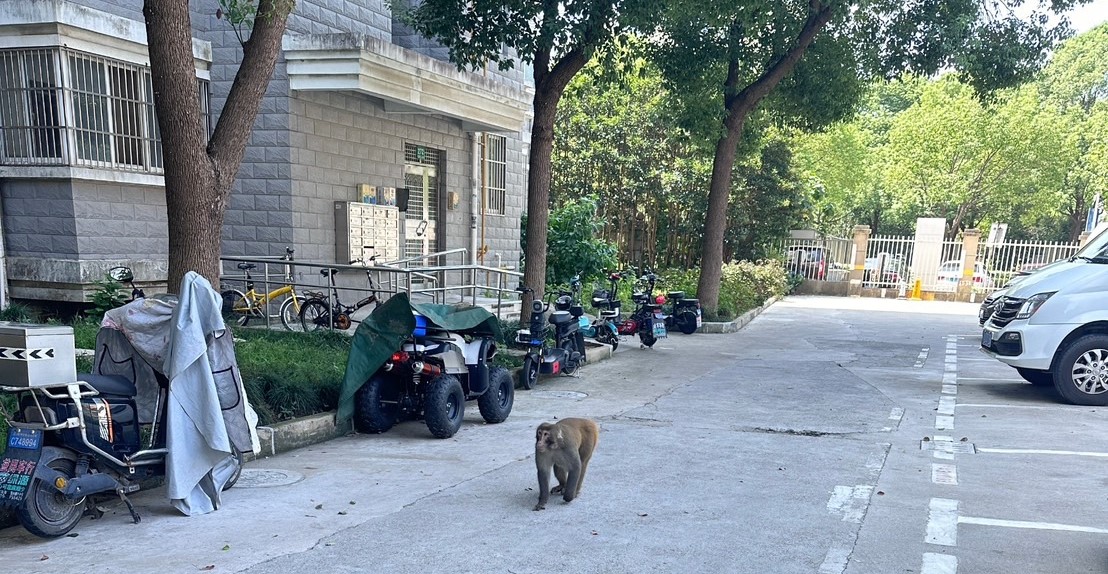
[424,374,465,438]
[478,367,514,423]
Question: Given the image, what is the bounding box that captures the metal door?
[403,144,440,264]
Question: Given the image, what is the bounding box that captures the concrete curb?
[698,296,778,334]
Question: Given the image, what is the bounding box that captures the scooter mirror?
[108,266,134,283]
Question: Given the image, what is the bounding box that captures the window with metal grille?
[0,47,210,174]
[482,134,506,216]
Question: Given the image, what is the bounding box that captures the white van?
[980,224,1108,405]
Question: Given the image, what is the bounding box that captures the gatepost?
[957,229,981,302]
[848,225,871,297]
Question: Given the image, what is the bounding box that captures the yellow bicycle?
[220,248,303,330]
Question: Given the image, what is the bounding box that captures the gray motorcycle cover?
[99,272,259,515]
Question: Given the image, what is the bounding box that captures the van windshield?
[1074,227,1108,261]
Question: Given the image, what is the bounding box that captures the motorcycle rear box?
[0,323,77,387]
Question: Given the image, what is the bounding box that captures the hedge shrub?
[661,260,788,321]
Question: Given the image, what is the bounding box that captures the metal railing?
[218,250,523,332]
[978,239,1080,293]
[783,236,853,282]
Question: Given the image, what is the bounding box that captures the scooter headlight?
[1016,292,1055,320]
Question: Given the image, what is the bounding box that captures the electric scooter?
[516,286,586,389]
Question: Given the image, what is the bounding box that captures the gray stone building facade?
[0,0,531,303]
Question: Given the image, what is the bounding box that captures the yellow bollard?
[909,279,922,301]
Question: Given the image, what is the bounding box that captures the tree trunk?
[696,127,742,314]
[695,4,833,315]
[522,92,558,303]
[144,0,291,291]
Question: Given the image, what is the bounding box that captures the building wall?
[1,179,168,301]
[289,90,524,276]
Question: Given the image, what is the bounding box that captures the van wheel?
[1015,367,1053,387]
[1052,335,1108,405]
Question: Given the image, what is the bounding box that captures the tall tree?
[401,0,646,304]
[143,0,294,289]
[650,0,1086,315]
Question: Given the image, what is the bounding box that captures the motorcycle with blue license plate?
[516,285,587,390]
[0,268,249,538]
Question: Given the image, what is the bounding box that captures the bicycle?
[220,247,304,330]
[299,256,383,332]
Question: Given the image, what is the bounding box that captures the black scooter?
[516,286,586,390]
[0,269,244,538]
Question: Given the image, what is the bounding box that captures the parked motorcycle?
[659,289,702,335]
[517,285,586,389]
[0,272,250,538]
[584,273,623,350]
[618,270,667,349]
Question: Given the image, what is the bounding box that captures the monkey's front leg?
[562,469,580,503]
[534,467,551,511]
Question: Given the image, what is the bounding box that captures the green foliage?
[728,140,811,261]
[660,260,789,322]
[216,0,257,46]
[0,302,35,323]
[524,196,618,288]
[89,274,128,318]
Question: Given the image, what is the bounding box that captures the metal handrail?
[218,252,525,326]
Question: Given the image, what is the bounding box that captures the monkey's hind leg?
[551,464,568,494]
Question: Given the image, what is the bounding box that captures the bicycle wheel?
[299,299,332,332]
[220,289,256,327]
[279,295,304,331]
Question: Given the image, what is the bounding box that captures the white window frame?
[482,133,507,216]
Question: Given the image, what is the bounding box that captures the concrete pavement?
[2,295,1103,574]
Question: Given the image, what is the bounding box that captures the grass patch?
[232,329,350,425]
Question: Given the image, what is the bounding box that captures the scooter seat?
[667,291,685,300]
[599,310,619,319]
[548,310,575,325]
[79,373,137,397]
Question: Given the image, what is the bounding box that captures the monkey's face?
[535,426,560,453]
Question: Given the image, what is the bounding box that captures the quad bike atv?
[338,294,514,439]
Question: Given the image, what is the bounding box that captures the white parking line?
[956,403,1086,411]
[977,448,1108,458]
[926,498,959,546]
[956,377,1022,382]
[942,384,957,395]
[921,553,957,574]
[942,373,957,385]
[932,463,958,485]
[935,415,954,430]
[959,516,1108,534]
[819,546,851,574]
[938,396,956,415]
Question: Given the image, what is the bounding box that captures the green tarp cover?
[336,293,502,423]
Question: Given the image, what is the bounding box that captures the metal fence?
[783,236,854,282]
[978,239,1080,292]
[864,235,913,289]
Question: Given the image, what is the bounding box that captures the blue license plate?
[7,428,42,451]
[981,330,992,348]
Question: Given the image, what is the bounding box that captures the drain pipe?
[470,131,482,266]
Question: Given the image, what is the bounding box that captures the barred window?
[0,47,210,174]
[0,49,62,161]
[482,134,506,216]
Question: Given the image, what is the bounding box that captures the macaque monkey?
[533,418,599,511]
